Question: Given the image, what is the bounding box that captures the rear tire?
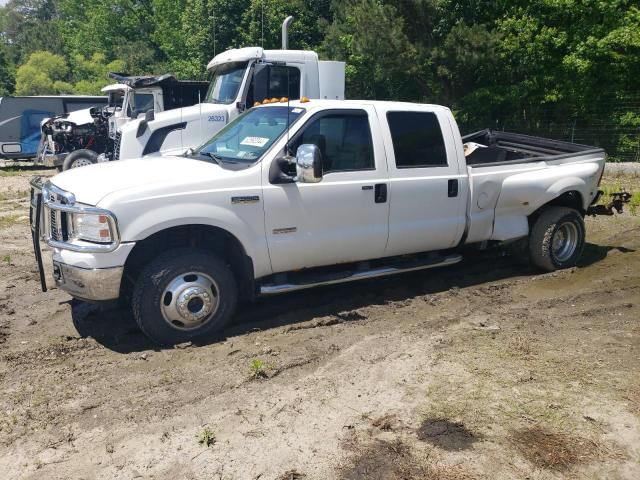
[529,206,585,272]
[131,249,238,346]
[62,149,98,170]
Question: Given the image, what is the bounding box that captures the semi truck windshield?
[205,62,248,105]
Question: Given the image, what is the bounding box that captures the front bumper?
[36,152,66,167]
[30,177,125,301]
[52,261,123,301]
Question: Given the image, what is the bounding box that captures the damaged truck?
[36,74,208,170]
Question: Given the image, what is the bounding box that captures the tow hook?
[587,190,632,216]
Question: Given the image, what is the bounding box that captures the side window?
[293,111,374,172]
[387,111,448,168]
[269,66,300,99]
[128,93,154,117]
[246,66,301,106]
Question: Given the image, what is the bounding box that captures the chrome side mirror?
[295,144,323,183]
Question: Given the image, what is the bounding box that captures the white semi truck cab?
[116,48,345,160]
[30,99,622,346]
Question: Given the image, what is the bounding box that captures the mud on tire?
[529,206,585,272]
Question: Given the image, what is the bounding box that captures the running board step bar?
[259,254,462,295]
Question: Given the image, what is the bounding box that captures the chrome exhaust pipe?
[282,16,293,49]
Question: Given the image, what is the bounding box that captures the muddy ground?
[0,165,639,480]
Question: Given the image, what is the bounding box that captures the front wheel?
[529,206,585,272]
[132,249,238,346]
[62,149,98,170]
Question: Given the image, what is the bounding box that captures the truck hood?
[61,108,94,126]
[50,156,234,206]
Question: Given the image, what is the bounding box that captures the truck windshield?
[196,106,305,163]
[108,91,124,109]
[205,61,248,105]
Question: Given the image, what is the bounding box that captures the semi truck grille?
[113,132,122,160]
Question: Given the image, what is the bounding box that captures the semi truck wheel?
[529,206,585,272]
[62,149,98,170]
[132,249,238,346]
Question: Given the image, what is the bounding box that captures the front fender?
[113,199,271,278]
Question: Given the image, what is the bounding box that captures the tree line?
[1,0,639,158]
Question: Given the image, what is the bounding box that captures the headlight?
[69,213,115,243]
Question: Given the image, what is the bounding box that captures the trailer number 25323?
[208,115,226,122]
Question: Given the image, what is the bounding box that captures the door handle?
[448,179,459,198]
[374,183,387,203]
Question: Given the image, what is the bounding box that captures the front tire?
[132,249,238,346]
[62,149,98,170]
[529,206,585,272]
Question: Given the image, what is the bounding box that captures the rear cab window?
[386,111,448,168]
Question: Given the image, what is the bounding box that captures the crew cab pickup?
[30,100,607,345]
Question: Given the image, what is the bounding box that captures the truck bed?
[462,129,604,167]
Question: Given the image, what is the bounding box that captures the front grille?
[46,190,69,242]
[113,132,122,160]
[50,209,59,241]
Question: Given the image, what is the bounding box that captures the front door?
[262,106,390,274]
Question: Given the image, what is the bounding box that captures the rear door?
[379,106,468,256]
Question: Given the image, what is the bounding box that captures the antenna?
[180,105,183,152]
[285,67,291,157]
[198,89,202,145]
[261,0,264,48]
[213,7,217,56]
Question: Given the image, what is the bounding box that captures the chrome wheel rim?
[71,158,93,168]
[160,271,219,331]
[552,222,578,263]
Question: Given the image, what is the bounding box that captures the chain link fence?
[479,99,640,162]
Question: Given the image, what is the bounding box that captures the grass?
[0,168,24,177]
[599,173,640,215]
[249,359,267,379]
[510,426,603,471]
[0,189,29,201]
[196,426,216,447]
[0,214,21,230]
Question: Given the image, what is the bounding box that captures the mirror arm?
[271,156,296,184]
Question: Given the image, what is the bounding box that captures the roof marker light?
[300,96,310,103]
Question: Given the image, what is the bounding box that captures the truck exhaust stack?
[282,16,293,49]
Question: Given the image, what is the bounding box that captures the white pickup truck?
[31,99,609,345]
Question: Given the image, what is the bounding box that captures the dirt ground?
[0,165,639,480]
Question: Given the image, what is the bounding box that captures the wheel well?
[529,190,584,225]
[122,225,255,300]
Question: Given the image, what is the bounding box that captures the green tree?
[71,53,126,94]
[14,51,71,95]
[0,43,15,95]
[238,0,330,50]
[0,0,64,65]
[178,0,248,78]
[59,0,158,74]
[322,0,428,101]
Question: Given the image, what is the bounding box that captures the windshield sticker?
[292,108,303,113]
[240,136,269,148]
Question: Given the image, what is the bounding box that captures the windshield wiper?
[198,151,224,165]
